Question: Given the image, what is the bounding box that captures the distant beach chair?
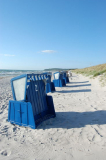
[67,71,72,77]
[42,72,55,93]
[53,72,66,87]
[62,71,69,83]
[8,74,56,129]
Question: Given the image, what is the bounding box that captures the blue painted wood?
[46,95,56,116]
[53,79,66,87]
[27,102,36,129]
[63,78,67,84]
[51,82,55,92]
[15,103,21,125]
[8,75,56,129]
[53,72,67,87]
[46,83,51,93]
[8,101,15,123]
[46,82,55,93]
[8,97,55,129]
[66,77,69,83]
[62,72,69,83]
[42,73,55,93]
[62,79,66,86]
[21,103,28,126]
[8,101,36,129]
[27,81,40,115]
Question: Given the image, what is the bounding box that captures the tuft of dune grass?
[72,63,106,86]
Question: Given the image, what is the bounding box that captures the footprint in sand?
[0,150,11,156]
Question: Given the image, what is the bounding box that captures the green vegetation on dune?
[93,69,106,77]
[73,63,106,86]
[73,63,106,77]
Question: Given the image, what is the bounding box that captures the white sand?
[0,74,106,160]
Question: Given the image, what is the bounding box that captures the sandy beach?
[0,73,106,160]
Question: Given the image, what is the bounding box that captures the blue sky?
[0,0,106,70]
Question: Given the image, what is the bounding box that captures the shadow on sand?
[56,89,91,93]
[70,81,89,84]
[64,84,91,87]
[38,110,106,129]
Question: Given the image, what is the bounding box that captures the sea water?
[0,69,43,77]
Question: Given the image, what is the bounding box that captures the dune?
[0,74,106,160]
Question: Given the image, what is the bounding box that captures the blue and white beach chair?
[42,72,55,93]
[8,74,56,129]
[53,72,66,87]
[62,71,69,83]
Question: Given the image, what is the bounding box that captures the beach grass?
[72,63,106,86]
[73,63,106,77]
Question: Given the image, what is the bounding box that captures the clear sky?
[0,0,106,70]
